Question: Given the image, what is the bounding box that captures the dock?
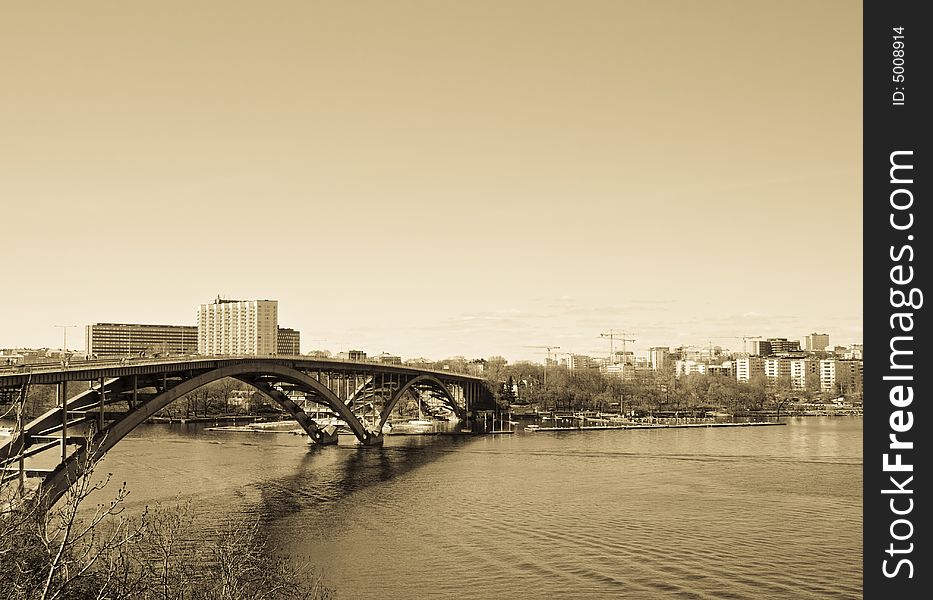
[371,429,512,437]
[531,422,786,432]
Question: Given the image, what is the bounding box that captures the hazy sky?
[1,1,861,361]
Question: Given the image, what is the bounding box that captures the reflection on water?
[89,417,862,599]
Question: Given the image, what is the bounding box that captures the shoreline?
[530,421,787,432]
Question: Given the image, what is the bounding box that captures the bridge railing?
[0,353,489,383]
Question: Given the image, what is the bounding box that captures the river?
[82,417,861,599]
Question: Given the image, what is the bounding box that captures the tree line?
[483,359,854,415]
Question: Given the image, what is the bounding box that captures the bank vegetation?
[483,359,860,416]
[0,439,334,600]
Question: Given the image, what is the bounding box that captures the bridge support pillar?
[308,426,340,446]
[360,432,384,446]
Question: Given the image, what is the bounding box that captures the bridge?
[0,356,496,509]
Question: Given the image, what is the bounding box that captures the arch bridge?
[0,357,496,509]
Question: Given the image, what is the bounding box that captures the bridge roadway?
[0,356,496,509]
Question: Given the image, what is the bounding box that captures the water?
[85,418,861,599]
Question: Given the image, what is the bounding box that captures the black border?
[864,1,928,597]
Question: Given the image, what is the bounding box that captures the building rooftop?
[207,296,277,305]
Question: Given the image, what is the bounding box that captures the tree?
[1,436,334,600]
[1,436,148,600]
[746,374,769,411]
[24,385,58,420]
[769,393,792,421]
[247,391,269,415]
[500,376,517,406]
[805,370,821,395]
[771,375,795,420]
[591,391,614,412]
[484,356,508,384]
[206,516,333,600]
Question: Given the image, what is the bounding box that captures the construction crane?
[524,345,560,387]
[674,344,702,361]
[710,335,762,354]
[599,330,636,364]
[705,338,739,360]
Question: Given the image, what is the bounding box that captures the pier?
[529,421,786,432]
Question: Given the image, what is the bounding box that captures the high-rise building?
[819,359,837,391]
[748,338,801,355]
[767,338,801,354]
[86,323,198,358]
[277,327,301,355]
[804,333,831,352]
[565,354,597,371]
[707,362,734,378]
[764,357,792,382]
[747,340,771,356]
[197,298,278,356]
[734,356,765,382]
[821,358,864,393]
[647,347,671,371]
[790,358,819,390]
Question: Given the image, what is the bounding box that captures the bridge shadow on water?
[247,435,482,521]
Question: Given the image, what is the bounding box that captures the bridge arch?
[35,362,378,510]
[380,374,464,428]
[0,358,498,511]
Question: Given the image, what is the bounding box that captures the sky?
[0,0,862,362]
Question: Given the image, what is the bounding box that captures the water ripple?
[89,417,861,599]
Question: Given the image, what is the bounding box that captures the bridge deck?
[0,356,487,387]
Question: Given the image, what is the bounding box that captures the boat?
[407,396,435,427]
[707,411,732,418]
[525,424,541,432]
[0,426,13,437]
[390,420,435,434]
[390,400,435,434]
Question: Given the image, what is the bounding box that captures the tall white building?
[819,359,837,392]
[197,298,278,356]
[647,347,671,371]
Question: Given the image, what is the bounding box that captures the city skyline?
[0,1,861,363]
[3,297,859,363]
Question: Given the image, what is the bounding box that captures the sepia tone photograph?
[2,1,862,599]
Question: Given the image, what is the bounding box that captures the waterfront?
[72,416,862,599]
